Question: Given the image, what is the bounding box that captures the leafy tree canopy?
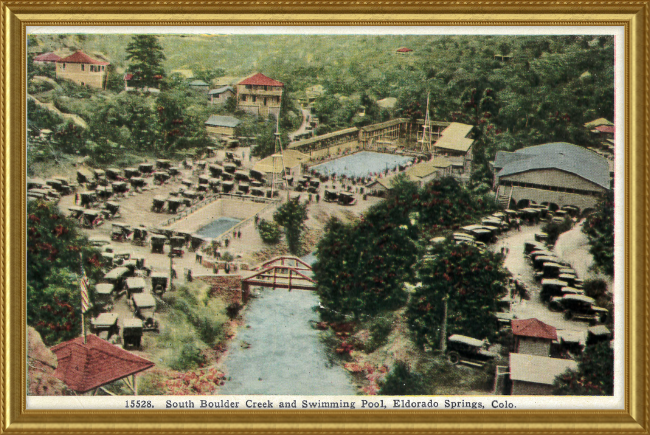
[407,240,510,349]
[126,35,166,88]
[27,200,103,345]
[273,197,309,255]
[553,341,614,395]
[582,191,614,276]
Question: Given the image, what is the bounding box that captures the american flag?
[80,266,90,314]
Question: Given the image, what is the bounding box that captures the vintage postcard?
[21,24,625,415]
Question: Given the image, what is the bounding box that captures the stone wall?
[195,274,243,305]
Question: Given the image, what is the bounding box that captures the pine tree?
[125,35,166,89]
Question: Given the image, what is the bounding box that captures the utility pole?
[169,252,174,291]
[440,294,448,353]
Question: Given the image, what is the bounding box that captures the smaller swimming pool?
[196,217,242,238]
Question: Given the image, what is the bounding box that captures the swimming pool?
[196,217,242,238]
[311,151,413,178]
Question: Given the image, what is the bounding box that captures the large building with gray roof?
[492,142,611,212]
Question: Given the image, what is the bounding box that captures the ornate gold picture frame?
[2,2,645,433]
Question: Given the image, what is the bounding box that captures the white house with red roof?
[55,50,109,89]
[511,318,558,357]
[236,72,284,118]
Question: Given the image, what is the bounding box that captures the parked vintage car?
[446,334,497,368]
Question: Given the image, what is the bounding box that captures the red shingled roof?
[34,52,61,62]
[595,125,615,134]
[51,334,154,393]
[56,51,109,66]
[396,47,413,52]
[124,73,134,81]
[239,73,284,87]
[512,318,557,340]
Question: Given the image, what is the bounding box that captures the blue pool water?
[196,217,242,238]
[311,151,413,178]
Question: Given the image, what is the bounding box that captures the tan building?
[236,73,284,118]
[55,51,109,89]
[204,115,241,139]
[493,142,611,212]
[433,122,475,174]
[509,353,577,395]
[253,149,309,182]
[209,86,235,105]
[512,318,557,357]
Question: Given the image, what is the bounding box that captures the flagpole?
[80,253,87,344]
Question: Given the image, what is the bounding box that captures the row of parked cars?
[525,239,609,325]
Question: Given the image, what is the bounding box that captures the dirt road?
[495,224,592,333]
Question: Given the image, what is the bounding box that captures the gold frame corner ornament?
[1,1,646,433]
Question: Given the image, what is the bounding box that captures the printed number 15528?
[125,400,154,409]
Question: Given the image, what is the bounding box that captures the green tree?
[27,201,103,345]
[379,361,428,395]
[553,342,614,395]
[125,35,166,89]
[582,191,614,276]
[416,177,497,236]
[407,240,509,350]
[313,185,420,320]
[273,197,309,255]
[257,219,281,244]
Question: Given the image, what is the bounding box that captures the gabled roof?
[205,115,241,128]
[208,86,235,95]
[34,52,61,62]
[512,318,557,340]
[584,118,613,128]
[509,353,578,385]
[56,51,109,65]
[189,80,209,87]
[238,73,284,87]
[433,122,475,153]
[495,142,610,190]
[124,73,134,81]
[51,334,154,393]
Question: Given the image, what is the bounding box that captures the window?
[264,97,267,106]
[246,85,252,89]
[102,66,105,71]
[264,85,268,91]
[62,63,66,70]
[81,64,85,71]
[241,95,246,102]
[252,96,257,103]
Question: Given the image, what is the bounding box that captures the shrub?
[169,342,205,371]
[257,219,281,244]
[378,361,427,395]
[221,251,234,263]
[365,315,395,353]
[226,302,243,319]
[541,217,573,245]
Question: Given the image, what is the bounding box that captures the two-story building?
[432,122,475,175]
[55,51,109,89]
[236,73,284,118]
[492,142,611,212]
